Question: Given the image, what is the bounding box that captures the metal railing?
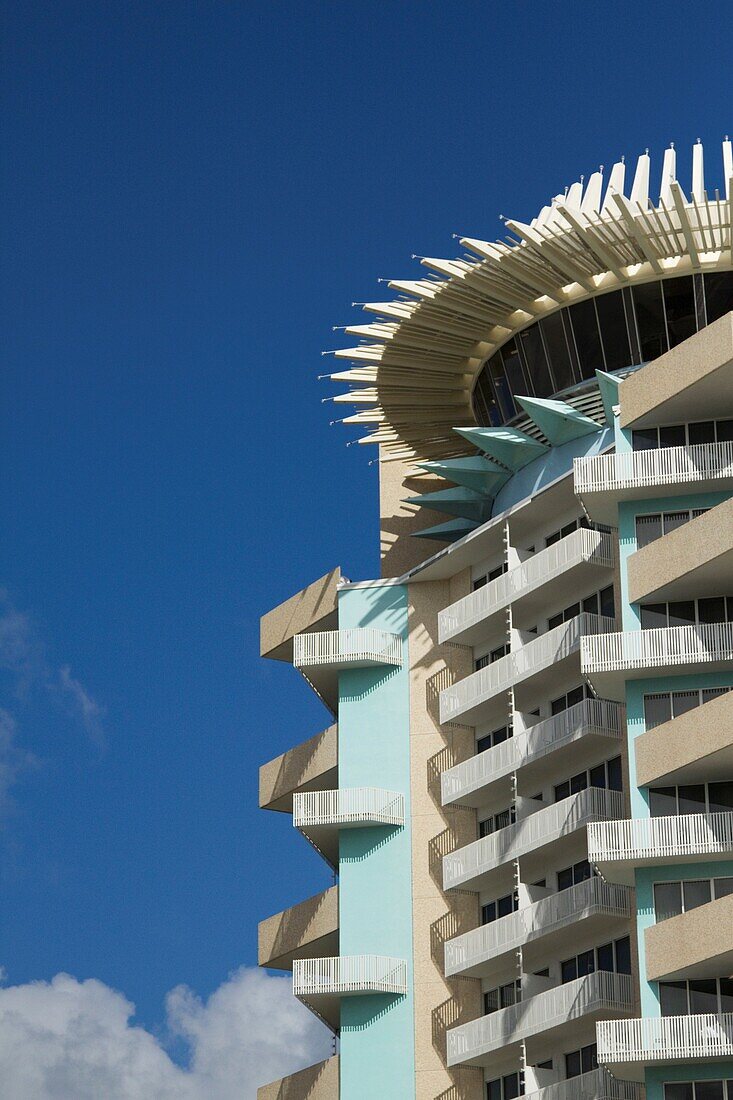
[439,529,615,643]
[444,787,625,890]
[441,698,623,805]
[445,877,631,976]
[524,1069,642,1100]
[589,810,733,866]
[293,628,402,668]
[597,1012,733,1064]
[574,441,733,495]
[293,955,407,997]
[447,970,633,1065]
[440,613,617,724]
[582,622,733,674]
[293,788,405,828]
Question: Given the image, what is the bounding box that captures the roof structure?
[327,140,733,464]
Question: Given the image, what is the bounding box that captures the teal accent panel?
[645,1062,733,1100]
[493,427,613,514]
[515,394,599,444]
[336,584,415,1100]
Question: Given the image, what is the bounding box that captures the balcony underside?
[583,656,733,704]
[593,846,733,887]
[645,893,733,982]
[296,819,397,868]
[258,887,339,972]
[598,1015,733,1082]
[635,689,733,787]
[578,472,733,527]
[257,1056,339,1100]
[259,725,338,813]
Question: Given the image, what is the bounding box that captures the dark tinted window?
[664,276,696,347]
[633,281,667,361]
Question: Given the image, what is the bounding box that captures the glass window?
[484,988,499,1014]
[719,978,733,1013]
[636,514,663,548]
[659,980,688,1015]
[644,693,672,729]
[671,691,699,718]
[487,1082,502,1100]
[688,978,718,1013]
[702,687,730,704]
[539,312,576,392]
[583,593,599,615]
[596,289,632,372]
[516,326,552,397]
[590,763,606,789]
[683,879,711,911]
[688,421,716,446]
[557,866,573,891]
[664,1086,694,1100]
[500,981,519,1008]
[663,276,696,347]
[561,957,577,983]
[633,427,659,451]
[503,1074,521,1100]
[600,586,615,619]
[501,339,529,399]
[482,901,496,925]
[596,942,614,972]
[663,510,689,534]
[577,948,594,977]
[668,601,696,627]
[654,881,683,921]
[568,299,603,379]
[641,603,668,629]
[699,597,726,624]
[477,735,492,754]
[715,877,733,899]
[490,356,516,421]
[695,1084,724,1100]
[704,272,733,324]
[555,780,570,802]
[607,756,623,792]
[717,420,733,443]
[615,936,632,975]
[709,782,733,813]
[565,1051,581,1080]
[677,785,706,815]
[570,771,588,794]
[650,787,677,816]
[659,424,687,448]
[633,281,667,361]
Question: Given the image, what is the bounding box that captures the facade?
[256,140,733,1100]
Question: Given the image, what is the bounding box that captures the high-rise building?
[256,140,733,1100]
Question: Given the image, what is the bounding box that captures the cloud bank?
[0,967,332,1099]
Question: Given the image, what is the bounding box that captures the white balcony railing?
[525,1069,642,1100]
[293,788,405,829]
[575,441,733,495]
[582,622,733,676]
[445,877,631,976]
[439,529,615,643]
[444,787,625,890]
[440,613,616,724]
[293,955,407,998]
[589,811,733,869]
[293,629,402,669]
[447,970,633,1065]
[441,698,623,806]
[597,1013,733,1067]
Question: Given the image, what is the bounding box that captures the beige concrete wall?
[627,496,733,604]
[407,570,484,1100]
[379,452,458,579]
[620,311,733,429]
[260,725,338,812]
[258,887,339,971]
[635,690,733,788]
[645,893,733,981]
[257,1056,339,1100]
[260,569,341,661]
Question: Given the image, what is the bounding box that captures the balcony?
[259,724,337,813]
[293,955,407,1030]
[635,689,733,788]
[645,893,733,982]
[293,628,402,712]
[257,1056,339,1100]
[439,529,616,645]
[443,787,625,892]
[258,887,338,972]
[524,1069,642,1100]
[445,877,632,978]
[440,613,616,726]
[588,811,733,885]
[582,622,733,702]
[260,568,341,662]
[293,788,404,866]
[447,970,633,1067]
[441,698,623,808]
[574,441,733,526]
[597,1013,733,1081]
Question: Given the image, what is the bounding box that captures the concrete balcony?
[293,628,402,712]
[259,725,337,813]
[258,887,338,972]
[293,955,407,1030]
[597,1013,733,1081]
[588,811,733,885]
[443,787,625,892]
[645,892,733,982]
[445,877,631,979]
[574,442,733,526]
[447,970,633,1067]
[581,622,733,702]
[628,497,733,604]
[439,529,616,645]
[635,689,733,787]
[441,698,623,808]
[440,613,616,726]
[524,1068,642,1100]
[292,788,404,866]
[260,568,341,662]
[257,1056,339,1100]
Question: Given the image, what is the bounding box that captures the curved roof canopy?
[328,140,733,463]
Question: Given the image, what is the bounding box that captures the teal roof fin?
[453,426,548,471]
[515,395,600,445]
[405,486,493,523]
[413,516,480,542]
[417,456,510,495]
[595,370,621,426]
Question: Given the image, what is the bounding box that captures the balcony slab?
[645,892,733,982]
[635,689,733,787]
[258,887,339,972]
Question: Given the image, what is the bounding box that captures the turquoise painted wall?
[336,583,415,1100]
[646,1061,733,1100]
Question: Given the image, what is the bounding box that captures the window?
[632,419,733,452]
[659,977,733,1016]
[474,563,508,591]
[560,936,631,984]
[548,586,614,630]
[475,642,510,671]
[484,979,521,1015]
[482,891,518,925]
[635,508,709,549]
[640,598,733,630]
[557,860,594,892]
[487,1073,522,1100]
[479,807,515,837]
[476,725,512,755]
[665,1084,730,1100]
[554,756,622,802]
[643,686,732,729]
[551,684,592,716]
[565,1044,598,1079]
[649,782,733,817]
[545,516,592,548]
[652,877,733,921]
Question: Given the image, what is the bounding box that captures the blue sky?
[1,1,732,1093]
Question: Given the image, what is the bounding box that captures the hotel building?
[256,139,733,1100]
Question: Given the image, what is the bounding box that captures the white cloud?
[58,666,105,744]
[0,968,332,1099]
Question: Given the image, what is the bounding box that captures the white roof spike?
[601,160,626,213]
[660,145,676,206]
[630,151,650,206]
[565,181,583,209]
[723,137,733,201]
[580,170,603,215]
[692,140,705,202]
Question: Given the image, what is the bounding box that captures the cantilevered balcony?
[293,628,402,712]
[445,877,631,978]
[597,1013,733,1081]
[440,613,616,726]
[292,788,404,866]
[293,955,407,1030]
[635,689,733,788]
[258,886,339,972]
[645,893,733,982]
[259,724,337,813]
[441,698,623,808]
[443,787,625,892]
[574,442,733,526]
[582,623,733,702]
[257,1056,339,1100]
[447,970,633,1067]
[439,529,616,645]
[588,812,733,885]
[524,1068,642,1100]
